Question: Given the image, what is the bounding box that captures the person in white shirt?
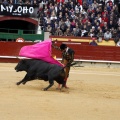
[116,39,120,46]
[104,30,112,41]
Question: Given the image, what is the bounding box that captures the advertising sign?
[0,4,39,17]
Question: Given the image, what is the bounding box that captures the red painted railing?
[0,41,120,63]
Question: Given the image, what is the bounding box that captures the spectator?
[64,28,71,36]
[32,0,38,5]
[88,28,95,37]
[86,21,92,32]
[106,0,113,9]
[91,26,98,37]
[45,24,52,32]
[104,29,112,41]
[113,27,120,43]
[102,22,108,32]
[60,20,68,34]
[81,24,88,37]
[89,37,98,46]
[75,2,81,14]
[50,10,57,20]
[82,1,88,11]
[9,0,13,5]
[116,38,120,46]
[87,0,93,5]
[97,29,104,42]
[65,18,71,27]
[24,0,30,4]
[2,0,9,5]
[54,27,63,36]
[102,14,108,23]
[17,0,24,4]
[107,20,114,29]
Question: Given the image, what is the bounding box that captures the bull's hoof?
[60,87,69,93]
[43,88,48,91]
[56,87,61,90]
[16,82,20,85]
[22,82,26,85]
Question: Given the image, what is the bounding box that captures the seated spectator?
[82,1,88,11]
[65,18,71,27]
[54,27,63,36]
[89,37,98,46]
[113,29,120,44]
[107,20,114,29]
[2,0,9,5]
[106,2,112,12]
[97,29,104,42]
[87,0,93,6]
[75,24,81,36]
[64,28,71,36]
[116,38,120,46]
[102,14,108,23]
[102,8,108,17]
[106,0,113,9]
[75,2,81,14]
[60,20,68,34]
[71,28,78,36]
[9,0,14,5]
[24,0,30,4]
[32,0,38,5]
[104,29,112,41]
[50,12,57,20]
[86,21,92,32]
[17,0,24,4]
[102,22,108,32]
[88,29,95,37]
[45,24,52,33]
[97,13,102,23]
[81,24,88,37]
[91,26,98,37]
[70,19,76,30]
[92,0,99,10]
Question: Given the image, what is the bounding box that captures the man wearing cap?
[89,37,98,46]
[52,42,75,89]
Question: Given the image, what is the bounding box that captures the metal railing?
[0,28,44,42]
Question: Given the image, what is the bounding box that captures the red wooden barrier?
[0,42,120,63]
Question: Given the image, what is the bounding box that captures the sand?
[0,63,120,120]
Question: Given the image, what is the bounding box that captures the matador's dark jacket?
[52,44,75,65]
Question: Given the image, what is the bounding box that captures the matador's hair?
[60,44,67,50]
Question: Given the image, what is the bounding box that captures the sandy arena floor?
[0,63,120,120]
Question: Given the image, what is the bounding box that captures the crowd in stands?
[0,0,120,45]
[1,0,39,5]
[36,0,120,46]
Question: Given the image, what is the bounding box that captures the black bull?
[15,59,70,91]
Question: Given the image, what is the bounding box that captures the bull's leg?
[43,79,54,91]
[16,74,32,85]
[60,80,66,90]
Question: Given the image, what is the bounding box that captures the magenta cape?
[19,39,63,67]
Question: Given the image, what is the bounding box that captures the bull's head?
[15,59,27,72]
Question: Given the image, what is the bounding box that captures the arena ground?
[0,63,120,120]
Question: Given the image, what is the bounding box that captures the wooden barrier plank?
[0,41,120,63]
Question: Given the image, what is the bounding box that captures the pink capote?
[19,39,64,67]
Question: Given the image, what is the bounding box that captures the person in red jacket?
[102,14,108,23]
[78,0,82,5]
[57,0,64,3]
